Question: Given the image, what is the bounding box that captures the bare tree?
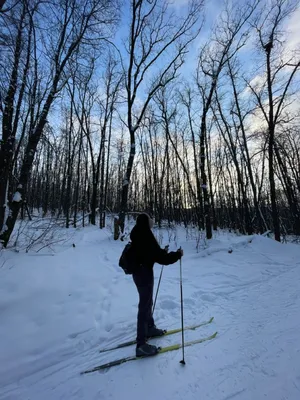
[155,88,198,221]
[196,0,260,239]
[0,0,119,246]
[179,87,204,230]
[115,0,203,238]
[0,0,28,236]
[226,57,268,233]
[2,0,300,246]
[0,0,20,13]
[213,91,253,234]
[247,0,300,241]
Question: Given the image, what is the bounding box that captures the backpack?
[119,242,140,274]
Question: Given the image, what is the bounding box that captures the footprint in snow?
[68,328,91,339]
[159,298,178,310]
[201,293,217,302]
[183,298,196,307]
[105,323,113,332]
[194,290,217,303]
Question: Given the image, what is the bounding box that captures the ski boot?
[136,343,160,357]
[147,325,166,339]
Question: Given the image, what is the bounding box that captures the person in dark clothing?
[130,213,183,357]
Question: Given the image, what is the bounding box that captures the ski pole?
[179,248,185,365]
[152,265,164,314]
[152,245,168,314]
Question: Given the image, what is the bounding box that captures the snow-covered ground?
[0,222,300,400]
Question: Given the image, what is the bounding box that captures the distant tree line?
[1,0,299,247]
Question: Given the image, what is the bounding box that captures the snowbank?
[0,226,300,400]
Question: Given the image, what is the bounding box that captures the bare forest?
[1,0,300,247]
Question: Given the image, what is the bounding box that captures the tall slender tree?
[116,0,203,238]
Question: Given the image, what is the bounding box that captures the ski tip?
[81,370,90,375]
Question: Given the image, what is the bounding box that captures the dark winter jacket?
[130,214,181,269]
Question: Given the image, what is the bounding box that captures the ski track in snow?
[0,227,300,400]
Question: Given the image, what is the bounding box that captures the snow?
[0,181,9,236]
[0,225,300,400]
[0,224,8,236]
[12,191,22,202]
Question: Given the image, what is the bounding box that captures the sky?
[49,0,300,142]
[112,0,299,97]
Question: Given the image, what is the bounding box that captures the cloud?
[170,0,190,4]
[284,6,300,59]
[242,74,266,98]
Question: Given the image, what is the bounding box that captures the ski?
[99,316,214,354]
[82,331,217,374]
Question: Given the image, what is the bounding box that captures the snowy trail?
[0,228,300,400]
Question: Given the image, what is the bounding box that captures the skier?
[130,213,183,357]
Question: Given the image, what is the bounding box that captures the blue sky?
[107,0,300,139]
[112,0,253,91]
[50,0,300,135]
[113,0,300,92]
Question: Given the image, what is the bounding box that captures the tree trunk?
[0,78,60,246]
[227,59,266,233]
[200,112,212,239]
[266,47,280,242]
[118,129,135,236]
[0,4,26,234]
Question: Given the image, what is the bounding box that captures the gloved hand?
[164,245,169,252]
[177,248,184,257]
